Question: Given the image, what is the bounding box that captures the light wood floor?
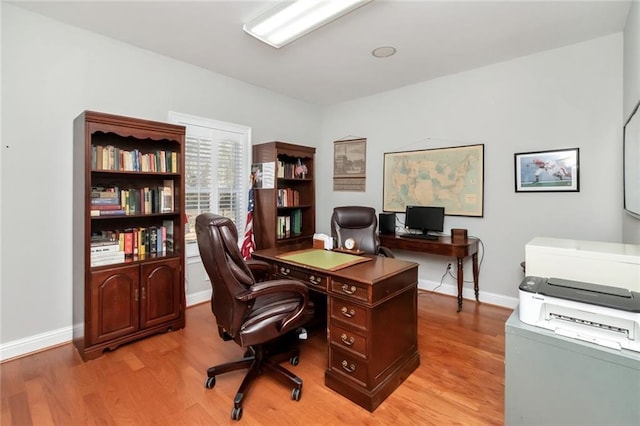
[1,292,513,425]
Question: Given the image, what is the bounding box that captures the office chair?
[195,213,314,421]
[330,206,395,257]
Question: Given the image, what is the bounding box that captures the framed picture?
[334,138,366,191]
[514,148,579,192]
[624,99,640,218]
[383,144,484,217]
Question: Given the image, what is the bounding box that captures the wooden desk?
[251,248,420,412]
[379,234,479,311]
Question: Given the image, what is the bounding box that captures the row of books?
[276,209,302,239]
[276,188,301,207]
[90,221,174,266]
[90,181,174,216]
[277,158,309,179]
[91,144,179,173]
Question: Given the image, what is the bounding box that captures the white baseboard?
[1,290,214,362]
[186,289,211,307]
[418,279,519,309]
[0,326,72,362]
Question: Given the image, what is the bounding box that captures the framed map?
[383,144,484,217]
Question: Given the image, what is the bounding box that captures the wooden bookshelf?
[252,142,315,250]
[72,111,186,361]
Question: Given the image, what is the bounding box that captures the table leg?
[472,252,480,301]
[456,257,464,312]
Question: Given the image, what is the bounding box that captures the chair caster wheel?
[291,387,302,401]
[205,376,216,389]
[290,355,299,366]
[231,406,243,420]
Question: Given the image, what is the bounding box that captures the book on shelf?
[91,252,126,267]
[90,242,120,254]
[161,179,174,213]
[90,209,126,217]
[163,220,174,251]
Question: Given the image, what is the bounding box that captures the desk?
[379,234,479,311]
[251,248,420,412]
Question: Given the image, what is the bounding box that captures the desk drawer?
[331,279,368,302]
[274,263,327,292]
[330,298,367,329]
[330,323,366,356]
[329,347,368,386]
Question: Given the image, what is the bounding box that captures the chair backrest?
[330,206,381,254]
[195,213,255,338]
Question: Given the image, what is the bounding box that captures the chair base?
[205,341,303,421]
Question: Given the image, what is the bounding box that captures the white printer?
[519,276,640,352]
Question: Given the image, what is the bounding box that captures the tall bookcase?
[72,111,186,361]
[252,142,316,250]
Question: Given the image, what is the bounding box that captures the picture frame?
[383,144,484,217]
[514,148,579,192]
[334,138,366,191]
[623,99,640,218]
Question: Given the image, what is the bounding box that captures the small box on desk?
[451,228,468,242]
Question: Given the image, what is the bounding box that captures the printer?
[519,276,640,352]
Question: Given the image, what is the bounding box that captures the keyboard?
[400,233,439,240]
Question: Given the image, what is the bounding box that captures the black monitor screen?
[404,205,445,235]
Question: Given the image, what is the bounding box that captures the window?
[169,112,251,257]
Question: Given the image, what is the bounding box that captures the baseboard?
[186,289,211,306]
[1,290,214,362]
[418,279,519,309]
[0,326,72,363]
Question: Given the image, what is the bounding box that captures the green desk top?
[277,249,372,271]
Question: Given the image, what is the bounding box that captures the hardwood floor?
[1,292,513,425]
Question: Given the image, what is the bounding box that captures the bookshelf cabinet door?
[140,257,182,329]
[89,264,140,345]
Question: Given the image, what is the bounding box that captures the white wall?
[318,34,623,303]
[623,0,640,243]
[0,4,320,355]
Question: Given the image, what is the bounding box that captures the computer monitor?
[404,205,445,236]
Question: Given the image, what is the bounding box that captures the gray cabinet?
[505,307,640,425]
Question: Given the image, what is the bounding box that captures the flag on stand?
[240,188,256,260]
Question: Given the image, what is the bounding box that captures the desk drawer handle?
[279,267,291,276]
[341,360,356,373]
[309,275,322,285]
[341,284,357,295]
[340,333,355,346]
[341,306,356,318]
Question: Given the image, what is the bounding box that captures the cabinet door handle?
[341,306,355,318]
[341,284,356,295]
[141,287,146,300]
[341,360,356,373]
[135,289,139,302]
[340,333,355,346]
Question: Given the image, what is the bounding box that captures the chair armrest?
[246,259,272,282]
[237,279,309,331]
[378,246,395,258]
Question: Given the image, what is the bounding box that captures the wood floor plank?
[1,291,513,425]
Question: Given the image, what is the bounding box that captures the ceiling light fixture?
[372,46,396,58]
[243,0,372,49]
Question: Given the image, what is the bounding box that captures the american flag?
[240,188,256,260]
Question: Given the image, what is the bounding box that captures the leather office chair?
[195,213,314,421]
[330,206,395,257]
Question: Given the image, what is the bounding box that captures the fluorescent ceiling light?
[244,0,372,48]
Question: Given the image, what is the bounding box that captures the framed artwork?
[383,144,484,217]
[624,99,640,218]
[334,138,366,191]
[514,148,579,192]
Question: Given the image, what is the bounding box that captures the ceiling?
[10,0,632,106]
